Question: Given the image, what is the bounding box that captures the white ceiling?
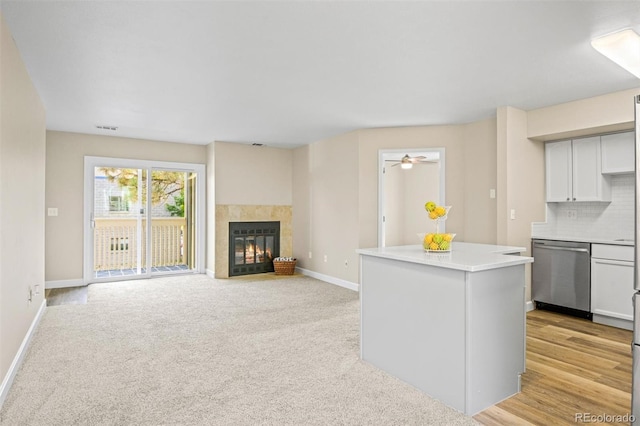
[2,1,639,148]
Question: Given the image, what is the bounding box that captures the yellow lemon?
[428,211,439,220]
[429,242,439,250]
[425,201,436,212]
[424,233,434,244]
[443,233,453,242]
[434,206,446,217]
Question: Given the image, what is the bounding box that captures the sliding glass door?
[84,157,205,283]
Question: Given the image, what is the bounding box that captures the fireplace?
[229,221,280,277]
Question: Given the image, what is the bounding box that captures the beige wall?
[214,141,292,205]
[45,131,207,282]
[206,143,216,275]
[497,107,546,301]
[0,13,46,394]
[292,131,361,283]
[292,145,310,269]
[305,131,360,283]
[527,88,639,141]
[462,118,498,244]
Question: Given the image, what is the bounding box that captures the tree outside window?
[100,168,185,217]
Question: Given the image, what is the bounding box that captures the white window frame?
[84,156,206,283]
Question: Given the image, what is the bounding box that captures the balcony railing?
[94,217,187,271]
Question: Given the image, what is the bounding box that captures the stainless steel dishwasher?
[531,239,592,319]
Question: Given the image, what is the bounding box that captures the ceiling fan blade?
[386,155,438,166]
[411,156,427,161]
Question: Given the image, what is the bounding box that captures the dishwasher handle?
[533,243,589,254]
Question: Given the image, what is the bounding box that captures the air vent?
[252,143,264,146]
[96,125,118,131]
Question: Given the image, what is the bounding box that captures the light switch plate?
[47,208,58,216]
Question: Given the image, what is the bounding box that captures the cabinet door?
[545,140,572,202]
[572,136,610,201]
[591,258,634,320]
[601,132,634,174]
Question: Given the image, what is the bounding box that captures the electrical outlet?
[510,209,516,220]
[323,255,328,263]
[47,207,58,216]
[489,189,496,199]
[566,210,577,220]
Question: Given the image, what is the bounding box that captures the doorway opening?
[378,148,446,247]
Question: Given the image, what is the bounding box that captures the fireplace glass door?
[230,222,279,276]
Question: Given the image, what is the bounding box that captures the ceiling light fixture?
[400,159,413,170]
[591,28,640,78]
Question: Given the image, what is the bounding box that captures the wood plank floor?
[474,309,633,426]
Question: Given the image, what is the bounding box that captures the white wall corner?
[45,278,85,289]
[296,267,359,292]
[0,299,46,409]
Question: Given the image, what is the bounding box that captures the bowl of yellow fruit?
[424,201,451,221]
[420,232,456,252]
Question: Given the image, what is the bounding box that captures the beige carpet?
[1,274,479,425]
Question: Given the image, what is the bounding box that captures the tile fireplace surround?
[215,205,293,278]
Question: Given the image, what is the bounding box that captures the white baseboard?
[0,299,46,409]
[45,278,84,289]
[526,301,535,312]
[296,267,359,292]
[205,268,215,279]
[593,313,633,331]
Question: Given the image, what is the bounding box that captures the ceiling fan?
[389,154,438,169]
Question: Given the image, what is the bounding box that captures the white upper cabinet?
[545,140,572,202]
[601,131,634,174]
[545,136,611,202]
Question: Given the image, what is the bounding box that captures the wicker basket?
[273,259,297,275]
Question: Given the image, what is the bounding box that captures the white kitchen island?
[356,242,533,416]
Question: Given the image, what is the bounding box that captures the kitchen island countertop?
[356,241,533,272]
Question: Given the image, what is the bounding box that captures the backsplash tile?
[532,174,634,240]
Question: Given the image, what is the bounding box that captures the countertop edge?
[357,243,534,272]
[531,235,634,246]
